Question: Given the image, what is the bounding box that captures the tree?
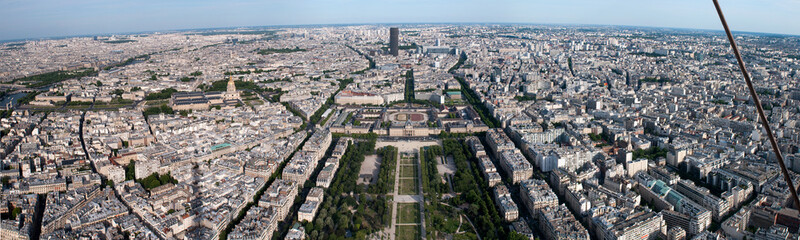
[466,190,480,203]
[633,147,668,160]
[144,104,174,116]
[125,161,136,180]
[13,68,97,88]
[1,176,10,188]
[160,104,173,114]
[10,207,22,220]
[568,57,574,73]
[324,217,334,230]
[145,88,177,100]
[138,172,178,190]
[141,173,161,189]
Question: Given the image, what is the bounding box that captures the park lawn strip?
[397,203,420,224]
[399,178,418,195]
[396,225,421,240]
[400,165,416,178]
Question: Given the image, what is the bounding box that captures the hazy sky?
[1,0,799,41]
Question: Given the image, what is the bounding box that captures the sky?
[1,0,799,41]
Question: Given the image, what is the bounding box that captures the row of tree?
[143,104,174,116]
[256,47,307,55]
[201,80,262,92]
[420,145,446,197]
[444,139,477,194]
[327,138,375,194]
[304,193,390,240]
[404,70,415,102]
[17,91,40,106]
[14,68,97,88]
[306,78,353,125]
[368,146,397,194]
[144,88,177,100]
[421,143,479,238]
[443,139,512,239]
[454,76,500,128]
[302,137,392,239]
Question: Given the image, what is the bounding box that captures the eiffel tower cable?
[712,0,800,209]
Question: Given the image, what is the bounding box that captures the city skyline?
[3,21,800,240]
[3,1,800,239]
[2,0,800,41]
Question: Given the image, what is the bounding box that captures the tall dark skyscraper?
[389,27,399,56]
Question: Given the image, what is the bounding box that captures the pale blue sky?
[1,0,799,41]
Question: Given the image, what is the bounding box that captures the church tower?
[224,76,240,100]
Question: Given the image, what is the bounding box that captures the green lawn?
[23,105,61,110]
[399,178,418,195]
[93,103,134,109]
[396,225,420,240]
[145,99,169,106]
[65,105,92,109]
[397,203,420,224]
[245,100,264,107]
[400,165,416,178]
[453,233,479,240]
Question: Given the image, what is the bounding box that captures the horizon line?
[2,21,798,43]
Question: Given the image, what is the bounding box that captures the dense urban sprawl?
[2,25,800,240]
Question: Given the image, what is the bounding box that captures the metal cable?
[712,0,800,209]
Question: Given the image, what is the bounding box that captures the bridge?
[0,84,42,94]
[11,89,38,94]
